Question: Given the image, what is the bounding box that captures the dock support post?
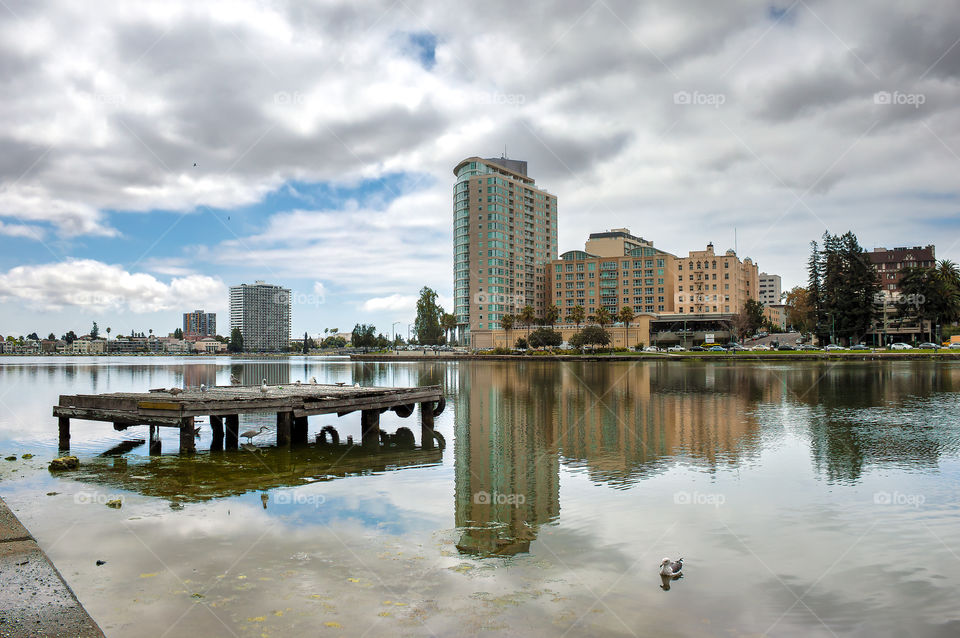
[210,415,224,452]
[277,411,292,447]
[179,417,196,454]
[149,425,162,455]
[420,402,435,450]
[361,409,380,451]
[225,415,239,450]
[292,416,308,446]
[58,416,70,451]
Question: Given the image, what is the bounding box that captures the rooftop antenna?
[734,227,738,255]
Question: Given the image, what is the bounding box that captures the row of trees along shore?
[784,231,960,345]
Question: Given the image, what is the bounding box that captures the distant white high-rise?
[758,272,782,306]
[229,281,291,352]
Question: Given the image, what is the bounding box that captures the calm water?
[1,356,959,637]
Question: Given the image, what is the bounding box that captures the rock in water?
[96,560,106,566]
[49,456,80,471]
[105,499,122,509]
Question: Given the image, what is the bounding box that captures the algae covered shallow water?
[1,356,960,637]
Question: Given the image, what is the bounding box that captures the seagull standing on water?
[659,557,683,578]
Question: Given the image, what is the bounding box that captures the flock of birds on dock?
[162,376,361,444]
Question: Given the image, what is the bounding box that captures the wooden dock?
[53,383,445,454]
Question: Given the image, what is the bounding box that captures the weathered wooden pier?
[53,383,445,454]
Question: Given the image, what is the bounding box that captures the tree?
[441,312,458,345]
[727,311,752,342]
[567,305,585,332]
[302,331,310,354]
[618,306,635,348]
[569,325,611,351]
[528,327,562,349]
[518,305,535,337]
[26,332,39,341]
[90,321,99,339]
[743,299,765,336]
[808,231,879,345]
[351,324,377,349]
[413,287,444,345]
[898,259,960,342]
[228,327,244,353]
[173,328,183,340]
[808,240,825,342]
[106,326,111,340]
[591,307,613,329]
[514,337,528,349]
[62,330,77,344]
[784,286,814,333]
[321,335,346,349]
[47,333,56,341]
[500,314,514,348]
[545,304,561,328]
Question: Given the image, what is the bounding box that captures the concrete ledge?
[0,497,104,638]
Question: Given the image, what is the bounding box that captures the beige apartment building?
[548,229,677,318]
[453,157,558,347]
[673,243,758,315]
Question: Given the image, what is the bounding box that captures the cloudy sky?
[1,0,958,339]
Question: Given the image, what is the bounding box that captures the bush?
[570,326,611,350]
[527,327,563,349]
[492,346,512,355]
[514,337,528,349]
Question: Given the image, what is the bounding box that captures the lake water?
[1,356,959,637]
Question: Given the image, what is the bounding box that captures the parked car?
[777,344,795,351]
[824,344,844,351]
[849,344,870,350]
[950,343,960,350]
[917,342,938,349]
[730,344,749,351]
[752,344,770,351]
[690,346,706,351]
[708,345,726,352]
[889,342,913,350]
[799,344,820,351]
[667,345,685,352]
[644,346,660,352]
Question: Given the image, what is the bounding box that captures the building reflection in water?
[453,362,775,556]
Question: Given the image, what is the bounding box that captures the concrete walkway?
[0,496,104,638]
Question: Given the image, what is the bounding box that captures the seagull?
[230,374,240,385]
[295,380,301,386]
[193,162,197,167]
[200,383,207,393]
[354,383,360,388]
[260,379,269,393]
[168,387,183,396]
[240,426,267,443]
[309,376,317,384]
[659,557,683,578]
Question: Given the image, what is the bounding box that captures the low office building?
[474,319,655,350]
[868,245,937,344]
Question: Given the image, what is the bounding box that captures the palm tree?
[546,304,560,329]
[592,307,613,328]
[106,327,111,340]
[519,305,535,338]
[441,312,458,345]
[500,314,515,348]
[618,306,635,349]
[567,305,585,333]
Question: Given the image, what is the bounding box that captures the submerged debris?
[105,499,123,509]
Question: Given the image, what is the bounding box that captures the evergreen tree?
[228,327,244,353]
[90,321,99,339]
[413,287,444,345]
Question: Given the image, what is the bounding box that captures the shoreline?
[0,496,104,637]
[351,351,960,362]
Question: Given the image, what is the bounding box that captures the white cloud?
[0,221,46,240]
[361,294,417,313]
[0,259,226,313]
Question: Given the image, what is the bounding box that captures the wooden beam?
[210,415,224,452]
[225,414,239,450]
[179,417,196,454]
[361,409,380,451]
[58,416,70,451]
[292,416,308,446]
[420,402,435,450]
[53,406,182,427]
[277,411,292,447]
[149,425,161,455]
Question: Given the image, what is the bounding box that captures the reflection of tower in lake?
[183,364,217,389]
[454,363,560,556]
[232,362,290,387]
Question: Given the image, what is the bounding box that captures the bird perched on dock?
[240,426,267,443]
[260,379,269,393]
[230,374,240,385]
[200,384,207,393]
[659,557,683,578]
[168,387,183,396]
[354,382,360,388]
[295,380,301,386]
[309,376,317,384]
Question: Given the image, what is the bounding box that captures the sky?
[0,0,959,339]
